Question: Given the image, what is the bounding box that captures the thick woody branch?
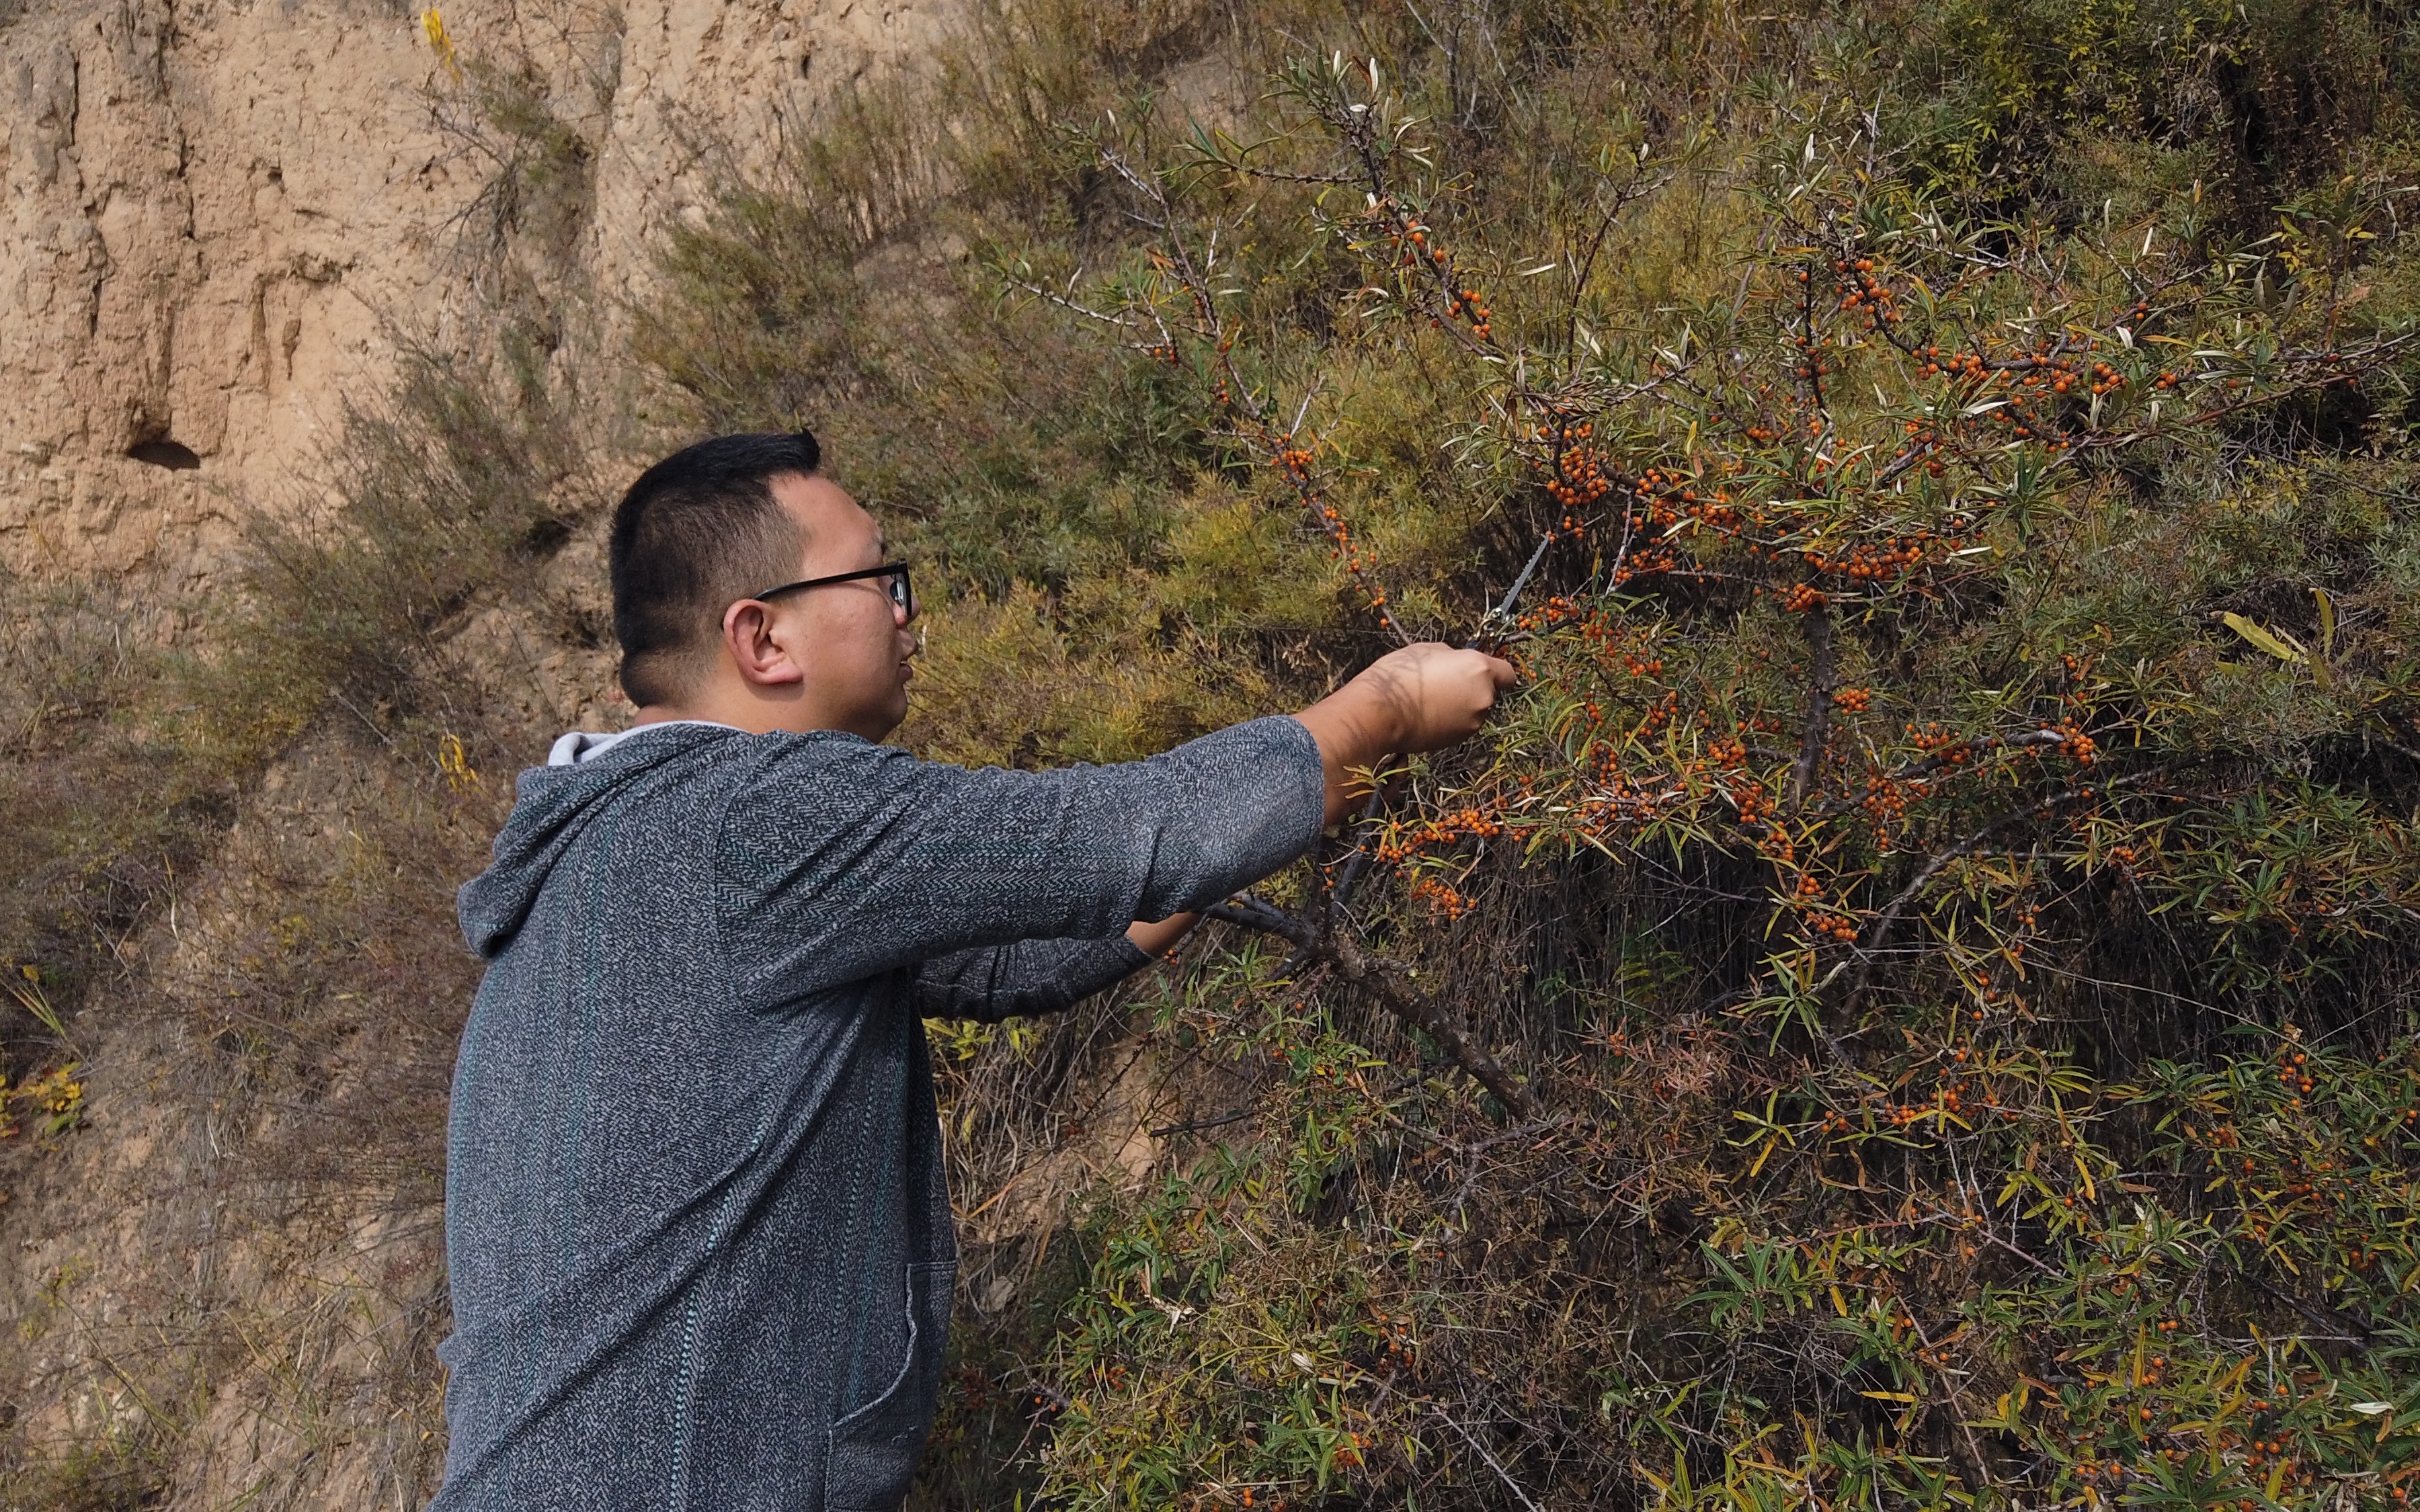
[1205,900,1545,1122]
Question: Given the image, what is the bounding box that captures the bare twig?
[2232,1266,2376,1347]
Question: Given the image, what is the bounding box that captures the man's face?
[764,472,918,739]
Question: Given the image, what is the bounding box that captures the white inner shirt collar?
[547,719,744,767]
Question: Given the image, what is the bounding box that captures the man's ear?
[722,599,808,688]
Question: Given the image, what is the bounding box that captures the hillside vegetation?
[3,0,2419,1507]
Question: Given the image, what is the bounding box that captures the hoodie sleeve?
[717,715,1324,1013]
[910,936,1154,1023]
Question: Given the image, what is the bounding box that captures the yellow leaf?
[2222,612,2306,663]
[1749,1132,1781,1178]
[1860,1390,1917,1403]
[421,7,461,78]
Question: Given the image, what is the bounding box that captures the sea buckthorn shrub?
[635,1,2420,1507]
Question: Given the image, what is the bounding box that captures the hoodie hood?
[457,723,739,958]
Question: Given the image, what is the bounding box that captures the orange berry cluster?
[1908,722,1976,761]
[1902,336,2159,448]
[1447,285,1492,341]
[1638,475,1741,534]
[1544,441,1609,513]
[1917,346,1990,380]
[1371,1308,1418,1358]
[1385,208,1444,269]
[1265,433,1396,623]
[1562,607,1636,667]
[1779,582,1826,614]
[1636,689,1679,735]
[1792,872,1859,942]
[1407,874,1473,920]
[1372,200,1493,344]
[1833,686,1871,713]
[1802,536,1937,585]
[1608,542,1681,586]
[1730,780,1772,825]
[1374,804,1508,864]
[1859,772,1919,825]
[1888,416,1945,474]
[1527,593,1589,629]
[1834,256,1898,325]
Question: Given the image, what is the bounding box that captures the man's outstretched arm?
[721,642,1516,1009]
[1113,642,1514,964]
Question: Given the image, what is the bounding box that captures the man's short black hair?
[610,431,820,708]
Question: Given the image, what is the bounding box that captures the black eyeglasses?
[752,561,915,621]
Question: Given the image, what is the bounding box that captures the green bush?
[641,0,2420,1506]
[7,0,2412,1503]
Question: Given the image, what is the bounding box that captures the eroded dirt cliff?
[3,0,957,581]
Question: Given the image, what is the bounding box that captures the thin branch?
[1430,1409,1545,1512]
[1810,728,2081,823]
[1150,1108,1256,1139]
[1206,899,1544,1120]
[1787,601,1834,811]
[1848,768,2169,997]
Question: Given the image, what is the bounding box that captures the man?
[436,430,1515,1509]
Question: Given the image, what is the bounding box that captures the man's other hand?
[1293,642,1519,825]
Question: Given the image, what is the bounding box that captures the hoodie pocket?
[828,1261,954,1511]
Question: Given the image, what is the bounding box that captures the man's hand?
[1293,642,1518,825]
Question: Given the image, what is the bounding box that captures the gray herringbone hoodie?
[437,718,1324,1511]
